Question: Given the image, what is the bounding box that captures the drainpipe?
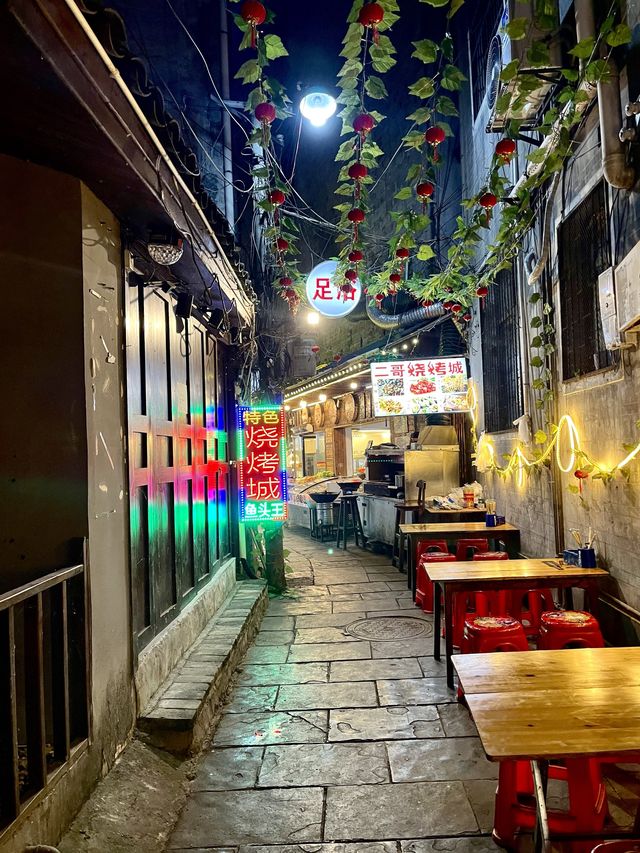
[365,300,446,330]
[219,0,236,228]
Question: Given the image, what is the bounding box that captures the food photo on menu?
[370,357,470,417]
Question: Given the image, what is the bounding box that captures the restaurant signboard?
[305,259,361,318]
[370,357,470,417]
[236,403,288,523]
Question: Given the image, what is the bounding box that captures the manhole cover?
[346,616,432,641]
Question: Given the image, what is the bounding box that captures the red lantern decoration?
[269,189,286,206]
[395,247,410,260]
[348,249,364,263]
[311,345,320,354]
[353,113,375,139]
[334,354,342,362]
[348,163,368,181]
[240,0,266,48]
[357,2,384,44]
[443,300,453,310]
[479,191,498,222]
[284,287,296,299]
[341,283,354,295]
[422,299,434,307]
[389,272,401,284]
[348,208,366,223]
[279,276,292,288]
[345,269,357,282]
[463,312,472,322]
[425,126,446,161]
[574,468,589,493]
[276,237,289,252]
[375,293,385,302]
[416,181,435,203]
[451,304,462,313]
[255,102,277,125]
[476,285,489,302]
[495,138,517,164]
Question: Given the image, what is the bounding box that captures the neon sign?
[236,403,288,523]
[305,260,361,318]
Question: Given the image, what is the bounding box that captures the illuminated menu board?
[371,358,470,417]
[236,404,288,523]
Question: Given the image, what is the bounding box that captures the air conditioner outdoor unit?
[486,0,563,132]
[614,239,640,341]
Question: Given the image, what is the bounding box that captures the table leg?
[444,585,454,689]
[406,535,413,590]
[433,581,442,661]
[411,537,418,599]
[398,530,405,574]
[585,580,600,617]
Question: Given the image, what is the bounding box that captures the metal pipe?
[219,0,236,228]
[365,299,446,330]
[527,172,561,285]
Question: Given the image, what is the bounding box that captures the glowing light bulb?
[307,311,320,325]
[350,382,358,390]
[299,399,307,408]
[300,90,337,127]
[319,394,327,402]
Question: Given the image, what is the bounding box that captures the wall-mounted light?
[299,88,337,127]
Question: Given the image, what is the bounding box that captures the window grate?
[481,263,523,432]
[558,181,614,379]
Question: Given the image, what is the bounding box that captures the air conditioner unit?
[614,239,640,342]
[486,0,563,132]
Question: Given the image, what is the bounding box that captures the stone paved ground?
[165,529,640,853]
[166,528,501,852]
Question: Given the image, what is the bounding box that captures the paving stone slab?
[333,599,394,613]
[287,642,371,663]
[243,646,290,665]
[387,738,498,782]
[330,658,423,683]
[294,627,353,644]
[295,613,367,629]
[275,681,378,711]
[324,781,479,840]
[239,843,397,853]
[377,677,455,706]
[327,582,390,595]
[192,746,264,791]
[463,780,498,834]
[224,686,279,714]
[268,601,333,616]
[437,703,479,737]
[168,788,324,847]
[254,631,295,646]
[401,839,500,852]
[371,640,434,659]
[417,656,447,676]
[258,742,389,787]
[213,711,329,746]
[261,617,296,630]
[236,663,329,687]
[329,706,444,742]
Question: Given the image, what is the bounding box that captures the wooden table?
[454,648,640,849]
[399,521,522,597]
[428,558,608,687]
[425,507,487,523]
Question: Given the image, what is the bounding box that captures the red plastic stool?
[494,757,607,849]
[472,552,510,616]
[510,588,555,637]
[416,551,454,613]
[591,843,640,851]
[462,615,529,653]
[455,537,489,561]
[538,610,604,650]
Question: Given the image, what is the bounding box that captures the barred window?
[481,264,523,432]
[558,182,614,379]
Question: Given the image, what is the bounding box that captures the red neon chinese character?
[245,426,280,450]
[313,278,332,301]
[247,451,281,475]
[247,477,281,501]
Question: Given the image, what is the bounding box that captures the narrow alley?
[166,530,498,851]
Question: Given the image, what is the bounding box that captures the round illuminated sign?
[305,260,362,318]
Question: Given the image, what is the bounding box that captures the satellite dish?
[485,35,503,111]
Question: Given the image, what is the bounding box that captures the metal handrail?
[0,564,83,612]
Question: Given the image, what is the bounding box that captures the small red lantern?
[341,283,355,295]
[334,354,342,362]
[269,189,285,206]
[348,163,368,181]
[345,269,357,282]
[389,272,401,284]
[276,237,289,252]
[284,287,296,299]
[279,276,292,288]
[311,345,320,354]
[422,299,434,307]
[240,0,266,48]
[495,138,517,164]
[425,126,446,161]
[348,208,366,223]
[255,102,276,125]
[476,285,489,297]
[348,249,364,263]
[396,247,410,260]
[479,192,498,222]
[463,312,472,322]
[357,2,384,44]
[451,304,462,313]
[416,181,435,203]
[443,300,453,310]
[375,293,385,303]
[574,468,589,493]
[353,113,375,138]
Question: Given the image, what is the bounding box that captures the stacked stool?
[335,494,366,550]
[415,539,451,612]
[510,588,555,638]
